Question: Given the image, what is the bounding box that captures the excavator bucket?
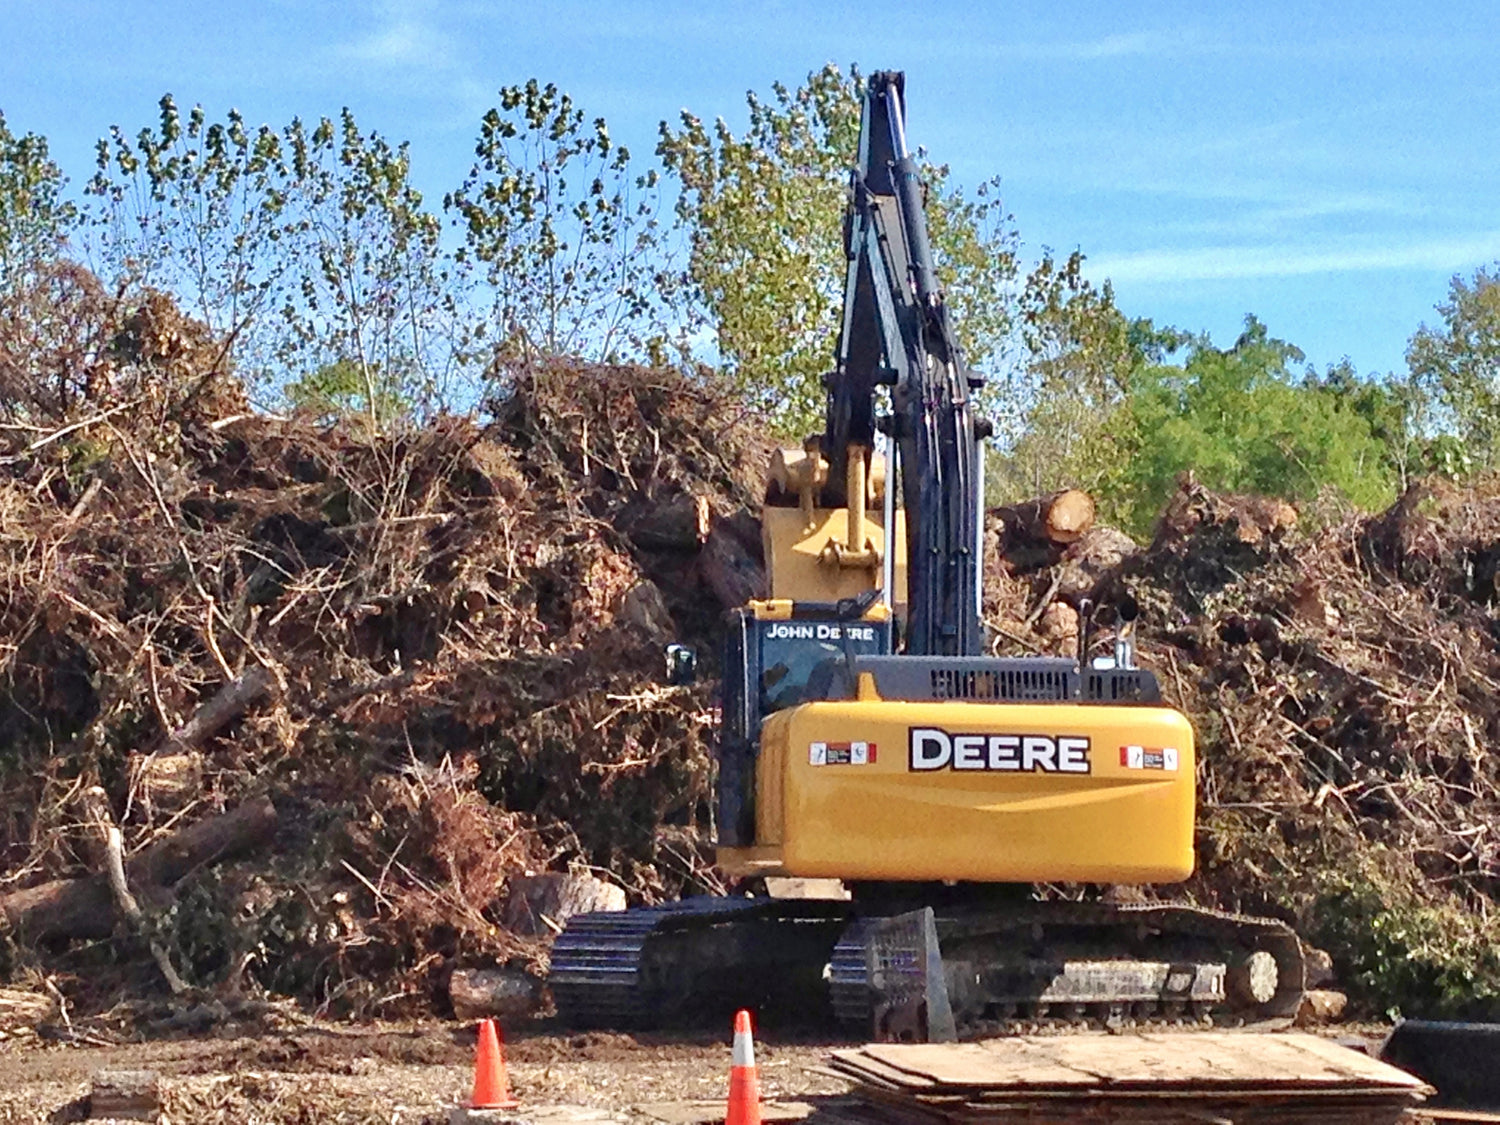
[1380,1019,1500,1111]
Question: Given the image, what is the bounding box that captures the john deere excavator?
[551,71,1305,1039]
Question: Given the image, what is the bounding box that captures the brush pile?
[0,283,771,1017]
[7,282,1500,1023]
[989,476,1500,1017]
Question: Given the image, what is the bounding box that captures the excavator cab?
[717,600,893,847]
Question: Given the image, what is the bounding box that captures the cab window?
[758,620,886,714]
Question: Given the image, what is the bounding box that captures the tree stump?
[502,871,625,937]
[995,489,1096,549]
[698,520,767,610]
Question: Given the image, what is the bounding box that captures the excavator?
[551,71,1305,1039]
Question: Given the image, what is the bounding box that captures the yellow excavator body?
[719,692,1194,883]
[719,462,1196,887]
[549,73,1307,1037]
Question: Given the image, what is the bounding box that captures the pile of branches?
[0,284,771,1016]
[989,476,1500,1017]
[10,279,1500,1024]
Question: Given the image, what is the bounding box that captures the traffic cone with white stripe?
[468,1018,520,1110]
[726,1009,761,1125]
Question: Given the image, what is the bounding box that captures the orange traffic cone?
[469,1018,520,1110]
[726,1010,761,1125]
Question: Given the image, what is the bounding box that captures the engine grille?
[856,657,1159,704]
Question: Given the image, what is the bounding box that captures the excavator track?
[831,900,1305,1037]
[550,896,850,1028]
[553,897,1305,1036]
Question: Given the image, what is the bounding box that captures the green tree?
[86,95,306,385]
[1108,317,1399,534]
[446,79,673,368]
[0,112,108,426]
[1309,360,1444,490]
[994,252,1185,500]
[281,109,471,418]
[0,110,74,279]
[658,63,1019,436]
[284,357,410,425]
[86,97,469,417]
[1407,265,1500,469]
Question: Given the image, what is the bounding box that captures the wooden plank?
[849,1042,1099,1089]
[634,1099,840,1124]
[1272,1032,1435,1089]
[827,1052,940,1091]
[1037,1031,1425,1089]
[841,1034,1429,1094]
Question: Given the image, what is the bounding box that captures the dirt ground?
[0,1021,850,1124]
[0,1016,1402,1125]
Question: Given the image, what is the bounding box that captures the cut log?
[620,494,711,551]
[1156,476,1298,549]
[994,489,1096,550]
[1305,945,1336,989]
[89,1069,161,1121]
[764,877,851,901]
[1053,525,1140,604]
[0,796,277,943]
[83,786,188,994]
[449,967,545,1022]
[1035,601,1080,650]
[502,871,626,938]
[127,750,203,815]
[698,520,767,611]
[0,989,51,1032]
[716,508,765,561]
[1296,989,1349,1026]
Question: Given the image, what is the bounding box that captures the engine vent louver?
[929,665,1073,702]
[854,657,1160,704]
[1085,670,1154,702]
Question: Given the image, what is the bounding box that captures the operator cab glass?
[759,619,887,714]
[717,605,892,846]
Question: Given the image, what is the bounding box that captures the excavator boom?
[827,71,982,655]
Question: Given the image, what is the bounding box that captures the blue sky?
[3,0,1498,378]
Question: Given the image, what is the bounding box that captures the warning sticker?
[809,740,877,766]
[1120,745,1179,771]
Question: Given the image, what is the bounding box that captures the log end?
[90,1069,162,1121]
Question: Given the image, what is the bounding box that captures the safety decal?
[907,728,1091,774]
[1120,745,1179,771]
[809,740,876,766]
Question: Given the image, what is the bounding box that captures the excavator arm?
[824,71,985,656]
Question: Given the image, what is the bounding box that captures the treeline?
[1,63,1496,535]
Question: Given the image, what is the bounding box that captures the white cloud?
[1093,234,1500,284]
[1060,31,1181,60]
[331,0,491,119]
[934,27,1214,64]
[342,18,451,67]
